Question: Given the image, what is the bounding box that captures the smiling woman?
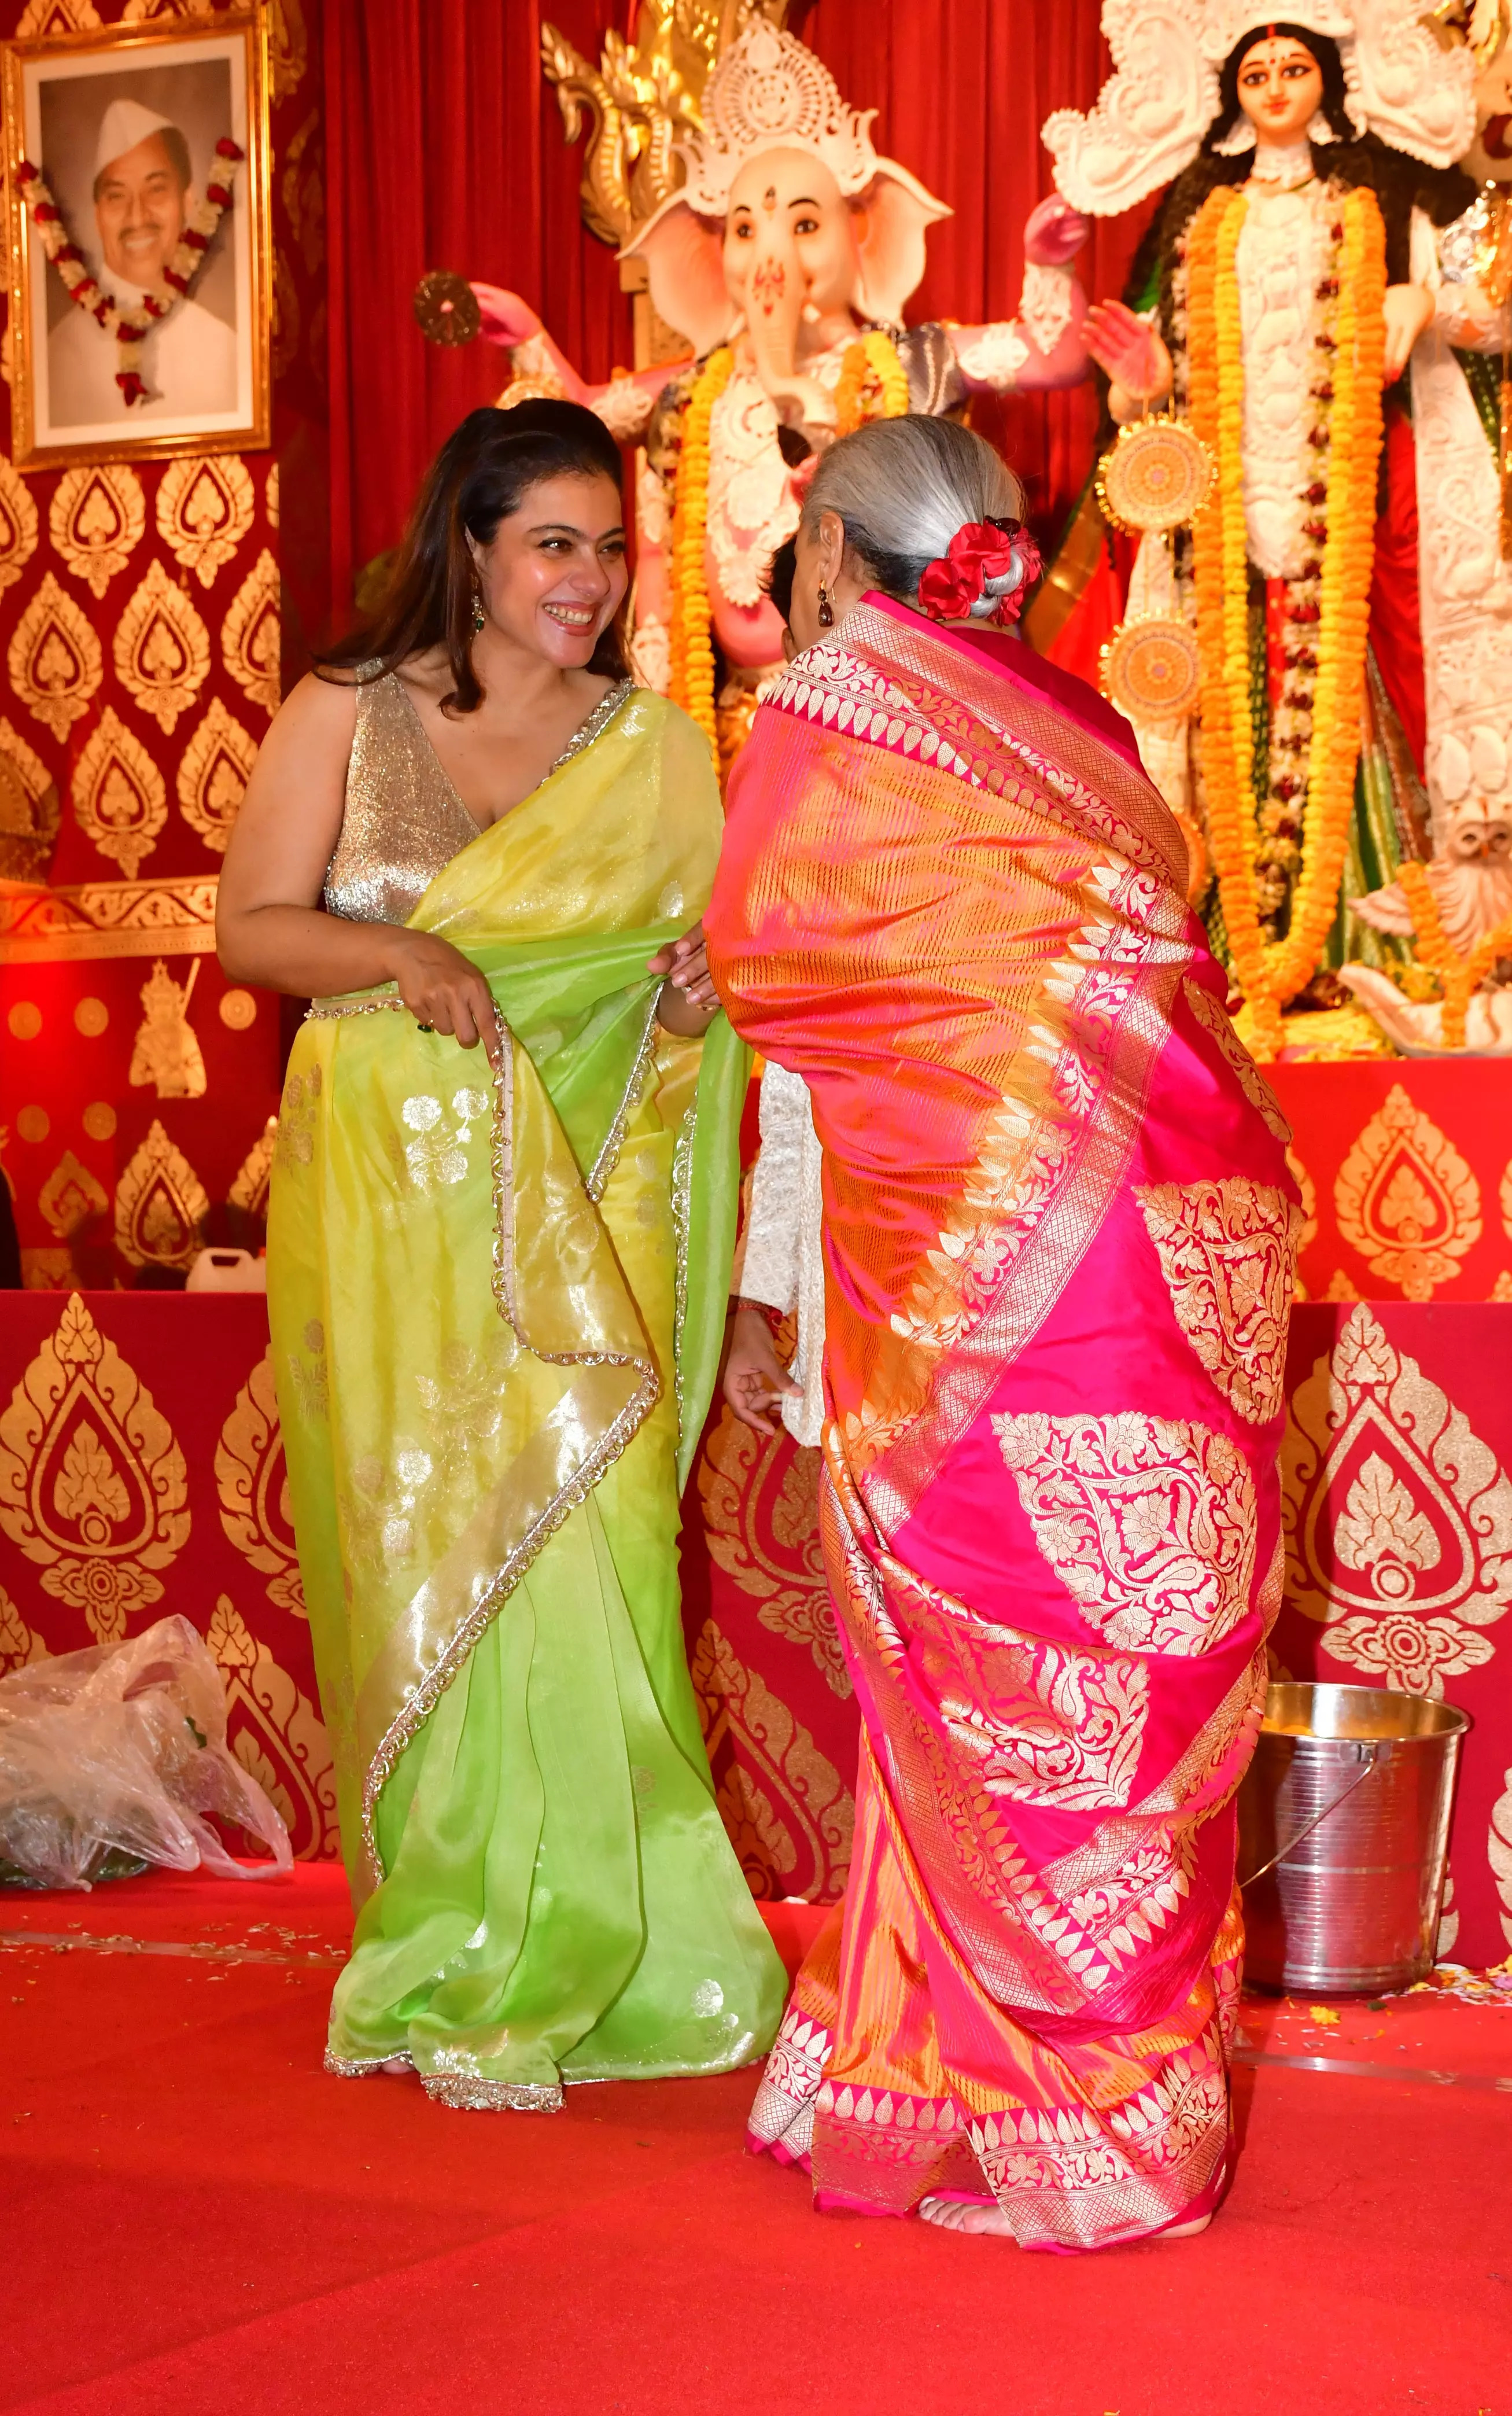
[215,399,784,2108]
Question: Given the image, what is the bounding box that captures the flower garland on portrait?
[1186,181,1386,1060]
[16,141,244,409]
[1396,861,1512,1047]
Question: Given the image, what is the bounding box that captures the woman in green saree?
[217,401,783,2109]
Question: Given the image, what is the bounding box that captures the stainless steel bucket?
[1237,1681,1469,1997]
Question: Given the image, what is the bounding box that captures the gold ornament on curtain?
[14,3,100,36]
[1334,1084,1482,1300]
[222,548,281,714]
[157,456,255,589]
[207,1597,337,1861]
[689,1615,853,1904]
[216,1351,305,1614]
[38,1151,108,1240]
[128,959,207,1100]
[0,458,40,596]
[49,465,145,601]
[178,695,257,852]
[0,716,60,883]
[228,1114,278,1217]
[698,1404,850,1697]
[114,1119,209,1269]
[72,706,167,878]
[8,573,102,742]
[113,559,211,735]
[0,1291,189,1644]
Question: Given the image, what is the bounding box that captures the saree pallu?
[706,596,1299,2248]
[268,693,784,2108]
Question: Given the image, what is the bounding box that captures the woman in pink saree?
[705,416,1299,2252]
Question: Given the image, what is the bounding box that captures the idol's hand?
[470,283,542,350]
[722,1303,803,1438]
[1024,196,1089,268]
[1082,300,1173,417]
[1382,282,1433,382]
[385,929,502,1069]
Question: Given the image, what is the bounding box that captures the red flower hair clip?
[917,515,1043,626]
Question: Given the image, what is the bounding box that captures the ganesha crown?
[676,21,881,216]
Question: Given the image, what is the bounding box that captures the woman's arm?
[216,673,504,1065]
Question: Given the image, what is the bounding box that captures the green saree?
[267,684,784,2108]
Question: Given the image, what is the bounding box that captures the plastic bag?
[0,1614,293,1890]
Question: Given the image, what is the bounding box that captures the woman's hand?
[722,1303,803,1437]
[386,929,502,1067]
[649,919,719,1034]
[1382,281,1433,382]
[1081,300,1173,421]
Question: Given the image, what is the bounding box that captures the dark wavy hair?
[320,400,628,715]
[1126,25,1474,320]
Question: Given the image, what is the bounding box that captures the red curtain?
[322,0,1142,631]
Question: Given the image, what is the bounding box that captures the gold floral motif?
[274,1063,319,1170]
[1501,1156,1512,1242]
[176,695,257,853]
[21,0,102,24]
[0,1291,189,1643]
[689,1616,853,1902]
[222,548,281,715]
[49,465,145,601]
[72,707,167,879]
[1183,978,1291,1142]
[114,1119,209,1269]
[944,1626,1150,1811]
[156,456,255,590]
[265,463,280,528]
[271,0,309,98]
[1492,1270,1512,1303]
[0,457,40,596]
[38,1150,107,1240]
[208,1597,337,1859]
[121,0,215,17]
[1281,1303,1512,1688]
[216,1352,305,1615]
[128,959,206,1099]
[994,1410,1257,1656]
[1137,1178,1302,1425]
[1490,1767,1512,1950]
[0,716,60,885]
[697,1402,850,1697]
[0,1586,45,1671]
[1334,1084,1481,1300]
[8,573,102,742]
[113,559,211,736]
[229,1115,278,1217]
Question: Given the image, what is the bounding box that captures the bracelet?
[733,1297,785,1329]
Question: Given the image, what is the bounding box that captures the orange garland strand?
[668,347,734,769]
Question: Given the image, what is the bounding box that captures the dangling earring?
[471,579,486,636]
[817,582,834,629]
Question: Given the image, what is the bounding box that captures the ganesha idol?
[470,22,1091,763]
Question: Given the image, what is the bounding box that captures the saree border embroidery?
[583,993,661,1201]
[1182,978,1292,1145]
[1135,1177,1303,1426]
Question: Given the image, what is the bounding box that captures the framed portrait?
[2,9,270,471]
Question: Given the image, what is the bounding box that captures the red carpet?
[3,1865,1509,2415]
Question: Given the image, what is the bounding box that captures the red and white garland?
[16,138,244,407]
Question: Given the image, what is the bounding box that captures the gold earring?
[471,582,486,636]
[817,581,834,628]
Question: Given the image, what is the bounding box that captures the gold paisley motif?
[0,716,60,884]
[177,695,257,853]
[38,1150,107,1240]
[1137,1177,1302,1424]
[1280,1303,1512,1695]
[0,1291,189,1643]
[156,456,256,590]
[222,548,281,716]
[49,465,145,601]
[0,457,40,596]
[0,1586,45,1671]
[72,707,167,879]
[8,573,102,742]
[208,1598,337,1859]
[228,1115,278,1217]
[113,559,211,736]
[994,1409,1257,1657]
[689,1616,853,1903]
[114,1119,208,1270]
[14,1,99,36]
[1334,1084,1481,1301]
[697,1401,850,1697]
[216,1351,305,1615]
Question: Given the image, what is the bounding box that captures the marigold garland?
[17,144,245,408]
[668,345,734,767]
[1396,861,1512,1047]
[1186,182,1386,1060]
[834,329,909,436]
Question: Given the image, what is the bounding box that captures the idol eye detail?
[794,215,819,236]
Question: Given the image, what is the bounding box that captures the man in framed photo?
[47,94,237,425]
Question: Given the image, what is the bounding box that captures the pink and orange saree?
[705,595,1300,2252]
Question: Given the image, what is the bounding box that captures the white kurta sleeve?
[731,1061,827,1449]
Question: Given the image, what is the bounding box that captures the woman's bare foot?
[918,2197,1212,2243]
[377,2055,411,2076]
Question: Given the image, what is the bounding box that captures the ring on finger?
[417,1021,434,1033]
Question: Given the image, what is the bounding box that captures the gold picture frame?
[2,8,270,473]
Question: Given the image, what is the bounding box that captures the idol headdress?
[1043,0,1477,216]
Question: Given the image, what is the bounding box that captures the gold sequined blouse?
[322,666,635,926]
